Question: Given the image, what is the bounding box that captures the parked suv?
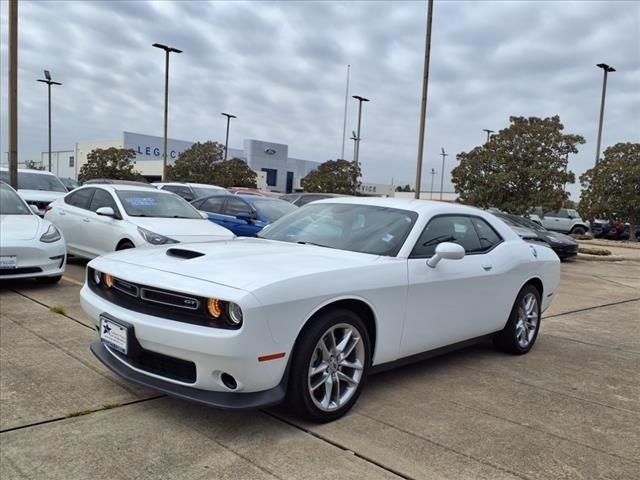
[529,208,589,235]
[0,168,67,215]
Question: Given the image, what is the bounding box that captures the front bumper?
[91,341,286,409]
[0,241,66,279]
[552,244,579,258]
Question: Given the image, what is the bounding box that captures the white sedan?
[45,184,234,259]
[0,182,66,283]
[81,198,560,422]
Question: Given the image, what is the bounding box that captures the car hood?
[0,214,41,241]
[96,237,379,291]
[18,190,67,202]
[129,217,234,241]
[541,231,578,245]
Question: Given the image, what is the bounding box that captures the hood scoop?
[166,248,205,259]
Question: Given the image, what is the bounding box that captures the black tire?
[287,308,371,423]
[494,285,541,355]
[570,226,587,235]
[116,240,135,251]
[36,275,62,284]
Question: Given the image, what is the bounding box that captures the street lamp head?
[221,113,237,119]
[153,43,182,54]
[44,70,51,81]
[596,63,616,73]
[352,95,370,102]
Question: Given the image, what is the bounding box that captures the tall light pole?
[429,168,436,200]
[153,43,182,180]
[439,147,448,200]
[415,0,434,199]
[483,129,494,142]
[37,71,62,173]
[352,95,370,166]
[8,0,18,188]
[341,64,350,160]
[350,131,358,164]
[221,113,236,160]
[595,63,615,164]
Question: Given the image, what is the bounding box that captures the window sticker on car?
[454,223,467,233]
[125,197,158,206]
[382,233,394,243]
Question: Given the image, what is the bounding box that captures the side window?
[163,185,194,201]
[89,188,116,213]
[411,215,482,257]
[200,196,226,213]
[65,188,94,209]
[545,210,568,218]
[224,197,251,217]
[469,217,502,252]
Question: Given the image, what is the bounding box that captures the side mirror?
[30,204,40,215]
[427,242,465,268]
[199,211,209,219]
[96,206,116,218]
[236,212,254,223]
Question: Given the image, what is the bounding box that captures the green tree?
[451,116,584,214]
[78,148,142,182]
[301,159,360,194]
[579,142,640,241]
[167,141,224,184]
[395,184,413,192]
[211,158,257,188]
[167,141,257,187]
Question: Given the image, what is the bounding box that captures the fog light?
[207,298,222,318]
[227,302,243,326]
[104,273,113,288]
[93,270,101,285]
[220,372,237,390]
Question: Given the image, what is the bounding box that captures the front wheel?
[288,309,371,423]
[494,285,541,354]
[570,226,587,235]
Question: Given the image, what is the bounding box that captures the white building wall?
[40,150,75,179]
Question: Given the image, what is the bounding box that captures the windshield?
[0,171,67,192]
[116,190,202,219]
[0,184,32,215]
[251,197,298,222]
[259,203,418,256]
[499,214,545,232]
[192,186,225,198]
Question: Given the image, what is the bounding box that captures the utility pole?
[8,0,18,189]
[341,64,350,160]
[483,129,494,142]
[429,168,436,200]
[153,43,182,180]
[221,113,236,160]
[350,131,358,194]
[595,63,615,164]
[352,95,369,194]
[439,147,448,200]
[414,0,434,199]
[37,71,62,173]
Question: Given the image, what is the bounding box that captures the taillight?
[44,205,53,213]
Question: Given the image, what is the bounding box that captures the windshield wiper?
[297,241,333,249]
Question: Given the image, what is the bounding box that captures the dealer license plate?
[0,255,17,270]
[100,315,128,355]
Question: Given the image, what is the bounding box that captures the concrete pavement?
[1,259,639,479]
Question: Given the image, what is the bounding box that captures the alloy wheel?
[515,293,539,348]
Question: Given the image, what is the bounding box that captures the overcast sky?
[1,0,638,198]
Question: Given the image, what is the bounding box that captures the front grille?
[112,278,139,297]
[0,267,42,276]
[140,287,200,310]
[112,346,196,383]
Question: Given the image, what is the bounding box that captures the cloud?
[1,0,638,200]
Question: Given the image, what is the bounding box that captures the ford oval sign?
[264,148,276,155]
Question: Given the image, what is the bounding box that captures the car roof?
[311,196,488,216]
[78,184,172,193]
[153,182,225,188]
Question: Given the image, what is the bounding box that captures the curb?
[576,254,637,262]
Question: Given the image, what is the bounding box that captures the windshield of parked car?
[192,186,225,198]
[116,190,202,219]
[498,214,545,232]
[259,203,418,256]
[0,170,67,192]
[251,197,298,222]
[0,184,32,215]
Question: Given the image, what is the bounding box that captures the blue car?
[191,194,298,237]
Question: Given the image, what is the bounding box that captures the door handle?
[482,264,493,271]
[82,218,90,223]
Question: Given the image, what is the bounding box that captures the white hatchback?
[45,184,234,259]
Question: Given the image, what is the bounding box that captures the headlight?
[207,298,243,327]
[137,227,178,245]
[227,302,243,326]
[40,224,61,243]
[93,269,101,285]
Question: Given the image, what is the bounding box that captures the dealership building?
[68,132,321,193]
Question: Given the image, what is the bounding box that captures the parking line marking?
[63,276,84,287]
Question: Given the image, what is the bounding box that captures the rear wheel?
[570,226,587,235]
[288,309,371,423]
[494,285,541,354]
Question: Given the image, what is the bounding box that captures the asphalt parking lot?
[1,257,639,480]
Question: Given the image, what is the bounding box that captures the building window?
[262,168,277,187]
[69,156,75,167]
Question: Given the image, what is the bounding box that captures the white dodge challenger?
[81,198,560,422]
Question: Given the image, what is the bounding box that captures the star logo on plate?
[103,323,111,335]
